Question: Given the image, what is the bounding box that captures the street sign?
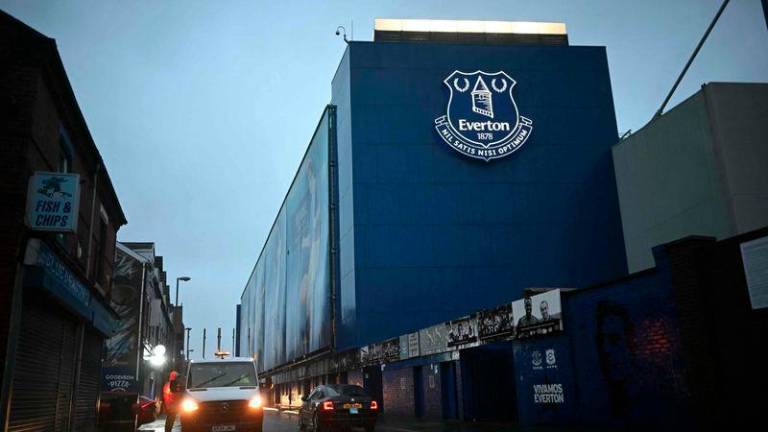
[25,171,80,232]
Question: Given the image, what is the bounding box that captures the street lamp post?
[175,276,191,305]
[185,327,192,360]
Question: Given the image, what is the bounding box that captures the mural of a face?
[540,301,549,321]
[599,315,630,381]
[524,297,533,316]
[595,301,635,418]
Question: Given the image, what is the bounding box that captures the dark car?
[298,384,378,432]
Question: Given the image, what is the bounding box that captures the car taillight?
[322,401,334,411]
[370,400,378,410]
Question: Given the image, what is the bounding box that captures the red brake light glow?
[370,400,378,410]
[322,401,334,411]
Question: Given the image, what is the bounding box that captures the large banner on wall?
[102,245,142,393]
[263,208,287,370]
[512,289,563,338]
[286,114,331,358]
[242,107,332,372]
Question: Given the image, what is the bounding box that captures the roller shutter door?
[72,328,103,432]
[8,298,78,432]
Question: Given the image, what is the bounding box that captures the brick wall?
[0,40,39,400]
[420,364,442,419]
[680,230,768,426]
[382,367,414,417]
[347,369,364,387]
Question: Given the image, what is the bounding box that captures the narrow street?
[2,2,767,432]
[137,409,577,432]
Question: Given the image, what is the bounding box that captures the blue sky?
[2,0,766,360]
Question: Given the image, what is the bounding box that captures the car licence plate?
[349,407,358,414]
[211,426,235,432]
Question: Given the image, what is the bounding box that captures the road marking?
[264,407,299,415]
[378,427,419,432]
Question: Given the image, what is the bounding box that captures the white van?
[175,357,264,432]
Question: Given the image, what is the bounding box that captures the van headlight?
[248,394,262,409]
[181,398,199,412]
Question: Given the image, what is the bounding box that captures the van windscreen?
[188,362,257,389]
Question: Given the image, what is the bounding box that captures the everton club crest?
[435,70,533,162]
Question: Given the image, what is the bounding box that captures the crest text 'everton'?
[435,70,533,162]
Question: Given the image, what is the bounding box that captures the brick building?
[0,11,126,432]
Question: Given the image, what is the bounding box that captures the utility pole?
[654,0,731,119]
[202,328,207,359]
[762,0,768,31]
[185,327,191,360]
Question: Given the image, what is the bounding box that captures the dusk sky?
[2,0,766,361]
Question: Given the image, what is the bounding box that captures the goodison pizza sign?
[435,70,533,162]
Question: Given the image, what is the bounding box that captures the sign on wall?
[435,70,533,162]
[419,323,450,356]
[446,315,478,347]
[478,302,516,340]
[26,171,80,232]
[741,235,768,310]
[104,246,143,381]
[512,289,563,338]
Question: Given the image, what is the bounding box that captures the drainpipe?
[133,262,148,431]
[86,163,101,278]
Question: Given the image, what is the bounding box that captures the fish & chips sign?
[26,172,80,232]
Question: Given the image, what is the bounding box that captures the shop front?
[6,239,118,432]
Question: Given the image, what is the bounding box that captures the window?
[93,211,109,286]
[187,362,257,389]
[56,130,75,246]
[58,128,73,173]
[326,385,368,397]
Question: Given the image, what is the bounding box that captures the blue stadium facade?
[239,30,627,371]
[237,24,768,428]
[331,41,627,352]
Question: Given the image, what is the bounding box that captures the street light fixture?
[176,276,191,306]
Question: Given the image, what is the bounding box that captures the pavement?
[137,407,580,432]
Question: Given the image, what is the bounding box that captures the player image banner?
[446,315,478,347]
[478,302,516,341]
[512,289,563,338]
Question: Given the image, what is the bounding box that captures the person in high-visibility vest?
[162,371,180,432]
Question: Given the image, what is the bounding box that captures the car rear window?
[188,362,257,389]
[327,385,368,397]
